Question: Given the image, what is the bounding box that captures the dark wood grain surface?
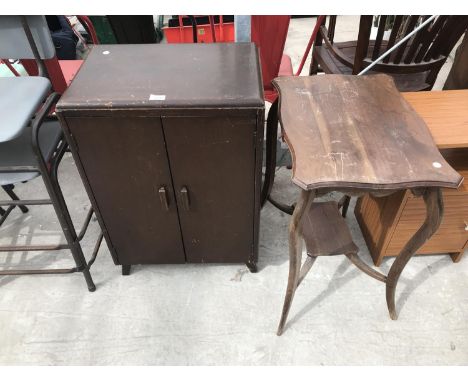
[65,116,185,265]
[273,74,462,191]
[302,201,358,256]
[57,43,264,110]
[162,115,257,264]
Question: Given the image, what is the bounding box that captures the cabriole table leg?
[277,189,315,336]
[386,187,444,320]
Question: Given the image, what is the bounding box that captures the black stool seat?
[0,119,63,186]
[0,76,51,141]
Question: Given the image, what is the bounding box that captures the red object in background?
[252,15,326,103]
[21,58,78,94]
[163,15,292,103]
[76,15,100,44]
[163,16,234,43]
[0,59,21,76]
[20,16,99,94]
[251,16,292,103]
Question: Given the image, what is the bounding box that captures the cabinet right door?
[162,115,258,263]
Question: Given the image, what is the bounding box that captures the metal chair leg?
[50,144,96,291]
[341,195,351,217]
[261,99,279,207]
[262,99,298,215]
[2,185,29,213]
[0,205,15,227]
[0,92,98,289]
[267,196,295,215]
[42,141,96,292]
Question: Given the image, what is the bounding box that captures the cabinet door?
[66,116,185,265]
[386,192,468,256]
[162,115,257,263]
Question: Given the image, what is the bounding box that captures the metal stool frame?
[0,16,101,290]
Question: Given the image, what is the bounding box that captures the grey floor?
[0,17,467,365]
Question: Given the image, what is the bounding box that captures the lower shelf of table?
[301,201,358,257]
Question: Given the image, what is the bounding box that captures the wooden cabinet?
[56,44,264,273]
[355,149,468,266]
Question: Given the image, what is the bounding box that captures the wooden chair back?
[315,15,468,87]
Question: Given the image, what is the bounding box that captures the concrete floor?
[0,16,467,365]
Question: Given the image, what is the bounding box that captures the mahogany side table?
[272,74,463,336]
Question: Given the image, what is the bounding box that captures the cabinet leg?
[122,265,131,276]
[450,252,464,263]
[246,261,258,273]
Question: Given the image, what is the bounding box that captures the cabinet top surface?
[57,43,264,111]
[273,74,463,191]
[402,89,468,149]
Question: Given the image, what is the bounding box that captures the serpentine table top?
[272,74,463,192]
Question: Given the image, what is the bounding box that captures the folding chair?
[0,16,100,291]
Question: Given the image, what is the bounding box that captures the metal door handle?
[159,186,169,211]
[464,220,468,231]
[180,186,190,211]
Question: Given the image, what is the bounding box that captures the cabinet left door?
[64,116,185,265]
